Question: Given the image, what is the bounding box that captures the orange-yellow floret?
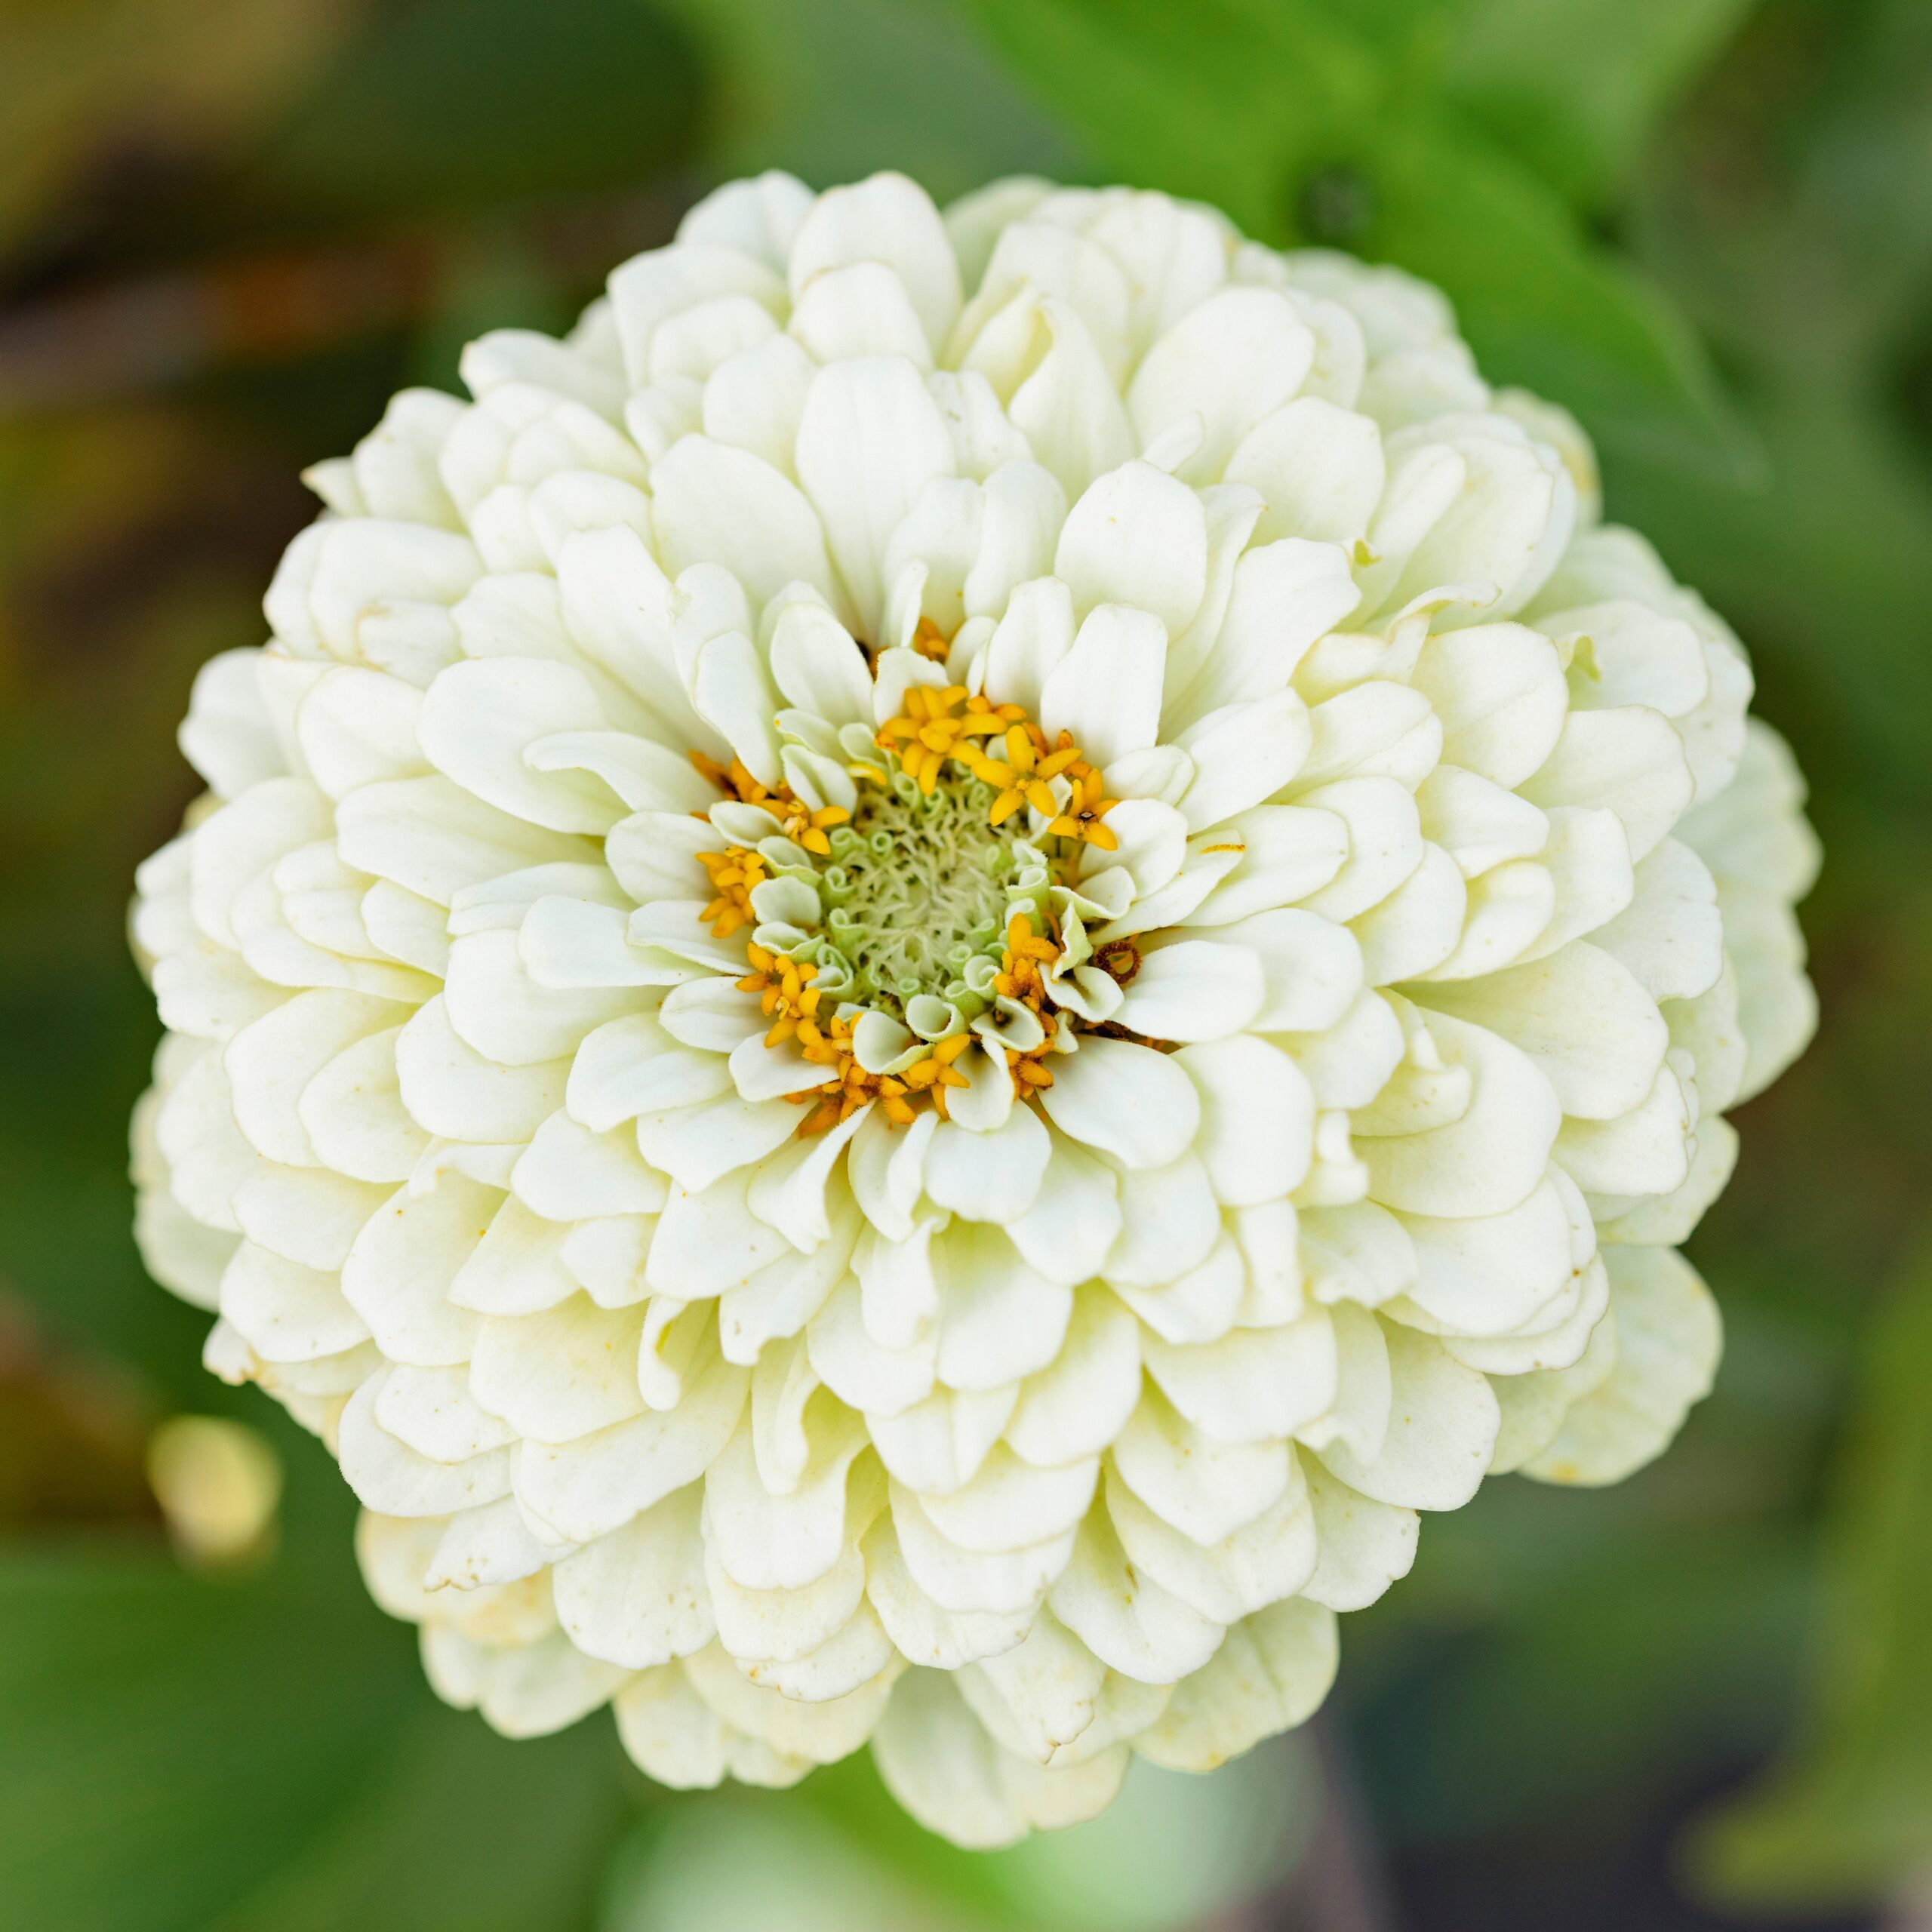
[992,911,1062,1093]
[690,751,851,855]
[696,846,766,938]
[737,946,973,1136]
[693,668,1116,1132]
[870,685,1120,851]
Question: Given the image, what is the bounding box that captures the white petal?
[651,435,838,610]
[1038,602,1167,767]
[647,1168,792,1298]
[1128,287,1316,483]
[337,777,590,909]
[219,1241,369,1362]
[1554,1060,1692,1197]
[1417,941,1667,1122]
[704,1415,867,1591]
[890,1479,1068,1614]
[1411,621,1568,789]
[1300,1455,1418,1611]
[789,172,961,354]
[1048,1511,1224,1685]
[1524,1246,1719,1485]
[553,1483,712,1666]
[980,576,1075,715]
[469,1294,646,1439]
[935,1223,1072,1392]
[417,657,617,835]
[1172,692,1313,832]
[1135,1595,1337,1770]
[608,241,786,386]
[1180,1035,1315,1206]
[1173,538,1358,725]
[1039,1037,1200,1171]
[1225,395,1384,546]
[1521,706,1694,864]
[1004,1287,1141,1465]
[795,356,956,639]
[1143,1309,1337,1446]
[872,1666,1126,1850]
[515,1332,748,1543]
[1112,1386,1291,1545]
[924,1106,1051,1221]
[863,1514,1032,1669]
[791,260,934,366]
[1105,1460,1316,1625]
[1054,460,1207,635]
[1114,940,1264,1044]
[1188,804,1348,928]
[338,1373,510,1516]
[692,630,784,787]
[768,601,875,725]
[1362,1011,1561,1218]
[677,170,814,269]
[1317,1321,1500,1509]
[1591,836,1724,1002]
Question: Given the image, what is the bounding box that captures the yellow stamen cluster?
[739,945,974,1134]
[690,751,851,856]
[872,686,1121,854]
[992,911,1061,1094]
[910,615,952,662]
[688,671,1127,1132]
[696,846,766,939]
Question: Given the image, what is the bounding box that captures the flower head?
[131,171,1818,1846]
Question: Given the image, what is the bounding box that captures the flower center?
[820,771,1022,1018]
[688,675,1128,1134]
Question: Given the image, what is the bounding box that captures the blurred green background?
[2,2,1928,1926]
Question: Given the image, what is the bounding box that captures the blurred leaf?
[1692,1236,1932,1906]
[210,1704,635,1932]
[256,0,702,217]
[1440,0,1758,205]
[953,0,1755,477]
[955,0,1371,235]
[1627,0,1932,381]
[1351,1527,1810,1844]
[0,1444,638,1932]
[0,1527,413,1932]
[1609,380,1932,815]
[658,0,1083,198]
[1357,119,1754,478]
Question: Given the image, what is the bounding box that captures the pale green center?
[812,771,1026,1018]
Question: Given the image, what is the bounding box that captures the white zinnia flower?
[130,171,1819,1847]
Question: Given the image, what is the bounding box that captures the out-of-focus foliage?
[956,0,1754,475]
[1695,1242,1932,1906]
[0,2,1924,1927]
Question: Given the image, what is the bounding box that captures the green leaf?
[955,0,1374,238]
[1690,1236,1932,1906]
[952,0,1755,477]
[257,0,703,216]
[0,1532,416,1932]
[1439,0,1759,205]
[654,0,1083,201]
[1607,380,1932,814]
[1358,119,1756,480]
[0,1455,640,1932]
[208,1704,636,1932]
[1351,1527,1811,1843]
